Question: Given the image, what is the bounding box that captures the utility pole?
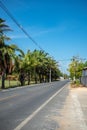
[49,68,51,83]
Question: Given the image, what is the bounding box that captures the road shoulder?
[57,86,87,130]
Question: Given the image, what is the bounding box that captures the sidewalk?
[57,86,87,130]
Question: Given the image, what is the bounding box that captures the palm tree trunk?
[39,73,42,83]
[1,71,5,89]
[34,67,37,84]
[28,71,30,85]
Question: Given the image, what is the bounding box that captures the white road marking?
[14,83,68,130]
[72,94,87,129]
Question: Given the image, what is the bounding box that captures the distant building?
[60,76,64,81]
[81,67,87,86]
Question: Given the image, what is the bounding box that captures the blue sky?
[0,0,87,73]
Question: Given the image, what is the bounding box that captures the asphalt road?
[0,80,69,130]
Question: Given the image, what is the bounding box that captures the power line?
[0,1,87,64]
[58,58,87,62]
[0,0,43,51]
[0,0,59,67]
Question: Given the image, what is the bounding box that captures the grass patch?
[0,80,20,89]
[0,79,35,89]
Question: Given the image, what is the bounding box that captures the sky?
[0,0,87,73]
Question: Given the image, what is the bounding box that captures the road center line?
[0,94,18,101]
[14,83,68,130]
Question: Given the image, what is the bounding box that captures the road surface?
[0,80,69,130]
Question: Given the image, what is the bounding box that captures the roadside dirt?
[51,85,87,130]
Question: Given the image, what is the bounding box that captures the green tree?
[20,50,32,85]
[68,56,84,80]
[46,56,59,82]
[0,18,11,88]
[21,50,60,84]
[33,50,48,83]
[84,61,87,67]
[0,18,24,88]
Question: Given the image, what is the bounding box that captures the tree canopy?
[68,56,86,80]
[0,18,63,88]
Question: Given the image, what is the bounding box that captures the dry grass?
[70,80,84,88]
[70,83,84,88]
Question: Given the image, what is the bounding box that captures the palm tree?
[0,18,11,88]
[20,50,32,85]
[36,50,48,83]
[22,50,48,84]
[45,56,59,82]
[32,50,49,83]
[0,18,24,89]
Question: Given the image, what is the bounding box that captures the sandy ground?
[54,86,87,130]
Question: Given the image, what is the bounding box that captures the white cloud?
[8,24,67,40]
[32,29,54,37]
[8,33,27,39]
